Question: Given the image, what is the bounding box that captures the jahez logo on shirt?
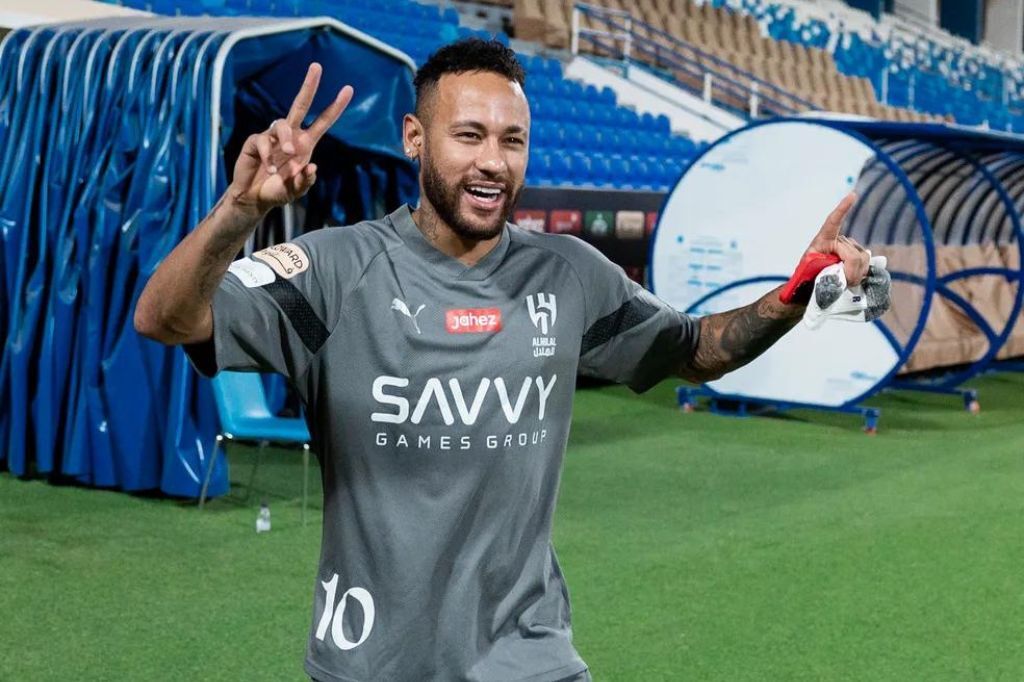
[445,308,502,334]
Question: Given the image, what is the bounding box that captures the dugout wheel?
[676,386,696,413]
[863,409,880,435]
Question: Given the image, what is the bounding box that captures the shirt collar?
[387,204,511,281]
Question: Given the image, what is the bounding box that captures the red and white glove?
[780,193,869,306]
[779,252,841,305]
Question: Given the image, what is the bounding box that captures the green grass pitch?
[3,373,1024,680]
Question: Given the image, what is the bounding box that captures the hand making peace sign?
[229,63,354,216]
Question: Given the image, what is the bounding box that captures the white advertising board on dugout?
[650,120,905,408]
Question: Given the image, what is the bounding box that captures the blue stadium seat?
[618,130,638,154]
[551,101,573,124]
[523,54,546,75]
[600,128,621,154]
[590,154,613,187]
[525,152,547,186]
[609,156,631,187]
[551,79,573,100]
[541,58,562,78]
[537,153,555,185]
[562,126,585,151]
[526,76,555,99]
[591,105,614,128]
[630,131,655,155]
[575,102,597,126]
[631,157,651,189]
[569,152,590,186]
[649,154,673,187]
[617,108,640,129]
[565,80,585,100]
[529,121,548,148]
[530,97,550,122]
[547,123,567,150]
[550,153,572,185]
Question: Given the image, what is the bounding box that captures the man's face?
[413,71,530,240]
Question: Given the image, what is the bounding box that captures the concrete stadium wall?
[983,0,1024,54]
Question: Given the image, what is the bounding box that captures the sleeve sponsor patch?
[227,257,276,288]
[253,242,310,279]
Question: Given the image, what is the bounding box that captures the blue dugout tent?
[0,16,417,495]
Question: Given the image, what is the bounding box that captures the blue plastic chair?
[550,153,572,185]
[198,371,312,524]
[530,152,553,185]
[590,154,612,187]
[562,125,585,150]
[609,155,630,189]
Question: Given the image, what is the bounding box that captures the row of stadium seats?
[527,76,617,106]
[527,150,691,190]
[143,0,454,18]
[111,0,705,190]
[532,122,697,156]
[528,93,673,133]
[834,31,1024,130]
[723,0,1024,130]
[515,0,937,122]
[404,0,1019,131]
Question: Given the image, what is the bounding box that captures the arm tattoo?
[679,285,803,383]
[196,194,259,300]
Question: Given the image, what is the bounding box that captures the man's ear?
[403,113,424,160]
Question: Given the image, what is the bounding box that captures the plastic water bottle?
[256,500,271,533]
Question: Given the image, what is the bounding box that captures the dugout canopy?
[0,16,417,495]
[651,118,1024,409]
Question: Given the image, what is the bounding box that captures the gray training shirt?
[186,205,700,682]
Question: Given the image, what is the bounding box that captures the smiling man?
[135,39,870,682]
[406,42,529,266]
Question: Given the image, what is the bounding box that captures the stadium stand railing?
[569,2,816,119]
[516,0,938,122]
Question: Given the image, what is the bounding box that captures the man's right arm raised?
[133,63,353,345]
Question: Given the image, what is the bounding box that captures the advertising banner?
[516,186,666,282]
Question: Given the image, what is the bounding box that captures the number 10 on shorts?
[315,574,376,650]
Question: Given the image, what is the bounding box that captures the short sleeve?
[576,243,700,393]
[184,230,343,382]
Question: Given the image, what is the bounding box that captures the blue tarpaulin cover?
[0,16,416,496]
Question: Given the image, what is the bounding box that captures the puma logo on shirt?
[391,298,426,334]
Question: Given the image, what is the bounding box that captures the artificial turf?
[2,373,1024,681]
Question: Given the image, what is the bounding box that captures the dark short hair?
[413,38,526,116]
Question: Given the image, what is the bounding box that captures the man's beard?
[420,154,522,241]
